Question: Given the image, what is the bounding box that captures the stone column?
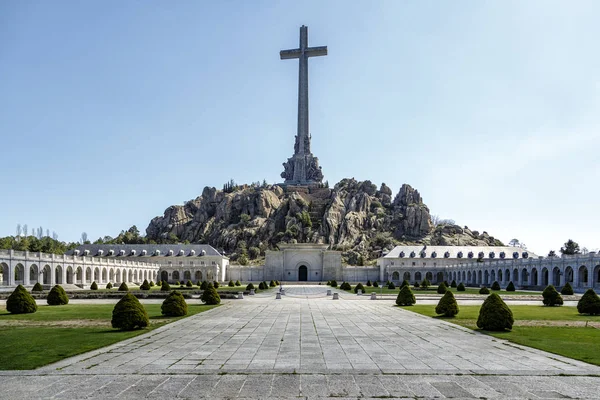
[573,268,579,289]
[24,262,30,286]
[588,267,594,288]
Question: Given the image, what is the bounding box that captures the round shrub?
[106,282,113,289]
[341,282,352,291]
[373,281,379,288]
[366,280,372,286]
[201,283,221,305]
[111,293,149,330]
[542,285,563,306]
[161,281,171,291]
[577,289,600,315]
[400,279,410,289]
[506,281,515,292]
[175,281,180,286]
[47,285,69,305]
[6,285,37,314]
[477,293,513,331]
[235,280,241,286]
[149,281,155,287]
[479,286,490,295]
[435,291,459,317]
[161,290,188,316]
[246,283,255,291]
[457,282,466,291]
[258,282,265,290]
[561,282,574,295]
[330,280,338,288]
[450,280,457,288]
[140,279,150,290]
[354,283,365,294]
[90,281,98,290]
[118,282,128,291]
[490,281,501,291]
[413,281,420,288]
[200,281,209,290]
[387,281,396,290]
[270,280,276,287]
[32,282,44,292]
[213,281,220,289]
[396,286,416,306]
[156,280,162,286]
[228,280,235,287]
[437,282,447,294]
[186,280,193,287]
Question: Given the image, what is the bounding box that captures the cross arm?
[280,49,301,60]
[306,46,327,57]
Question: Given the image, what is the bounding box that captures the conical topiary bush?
[149,281,155,287]
[228,280,235,287]
[258,281,265,290]
[90,281,98,290]
[354,283,365,294]
[491,281,501,291]
[479,286,490,294]
[200,281,208,290]
[435,291,459,317]
[373,281,379,288]
[161,281,171,291]
[387,281,395,290]
[6,285,37,314]
[270,280,276,287]
[47,285,69,305]
[235,280,241,286]
[477,293,514,331]
[366,280,372,286]
[106,282,113,289]
[506,281,515,292]
[213,281,220,289]
[140,279,150,290]
[577,289,600,315]
[161,290,188,316]
[450,280,457,288]
[396,285,416,306]
[561,282,574,295]
[111,293,149,330]
[32,282,43,292]
[246,283,255,291]
[186,280,193,287]
[542,285,563,306]
[201,283,221,305]
[118,282,128,291]
[457,282,466,291]
[400,279,410,289]
[437,282,447,294]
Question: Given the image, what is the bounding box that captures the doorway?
[298,265,308,281]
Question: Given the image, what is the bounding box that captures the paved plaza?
[2,285,600,399]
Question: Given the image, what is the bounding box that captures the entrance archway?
[298,265,308,281]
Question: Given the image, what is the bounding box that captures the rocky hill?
[145,178,503,264]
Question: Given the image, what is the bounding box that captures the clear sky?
[1,1,598,255]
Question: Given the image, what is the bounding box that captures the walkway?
[2,285,600,399]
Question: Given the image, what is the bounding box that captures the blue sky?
[1,1,598,255]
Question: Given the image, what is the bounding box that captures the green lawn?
[340,286,541,296]
[405,304,600,366]
[0,303,218,370]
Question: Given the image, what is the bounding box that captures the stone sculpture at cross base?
[279,25,327,186]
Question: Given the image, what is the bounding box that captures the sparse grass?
[0,303,218,370]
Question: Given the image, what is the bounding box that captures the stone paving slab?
[1,285,600,399]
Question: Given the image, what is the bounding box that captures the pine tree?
[577,289,600,315]
[561,282,574,295]
[201,283,221,305]
[457,282,466,291]
[542,285,563,306]
[477,293,513,331]
[506,281,515,292]
[140,279,150,290]
[436,282,447,294]
[435,291,459,317]
[161,291,188,316]
[396,286,416,306]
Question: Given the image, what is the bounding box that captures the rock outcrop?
[145,179,502,263]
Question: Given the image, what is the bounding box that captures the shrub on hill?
[561,282,574,295]
[161,291,188,316]
[118,282,128,291]
[435,291,459,317]
[228,280,235,287]
[6,285,37,314]
[491,281,501,291]
[387,281,395,290]
[542,285,563,306]
[201,283,221,305]
[577,289,600,315]
[506,281,515,292]
[47,285,69,305]
[161,281,171,291]
[354,283,365,294]
[106,282,113,289]
[450,280,457,288]
[396,286,416,306]
[90,281,98,290]
[479,287,490,295]
[140,280,150,290]
[477,293,513,331]
[235,280,241,286]
[246,283,255,291]
[32,282,44,292]
[457,282,465,291]
[437,282,447,294]
[111,293,149,330]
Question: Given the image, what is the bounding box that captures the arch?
[552,267,561,286]
[121,269,126,283]
[194,271,202,282]
[490,270,496,283]
[484,270,490,285]
[298,265,308,281]
[161,270,169,282]
[594,265,600,288]
[541,267,549,286]
[0,262,9,285]
[531,268,538,286]
[425,271,433,281]
[94,267,100,282]
[85,267,92,284]
[109,268,115,283]
[15,263,25,284]
[172,271,180,282]
[436,272,443,283]
[391,271,400,281]
[184,270,192,281]
[403,271,411,281]
[414,272,422,282]
[497,269,502,282]
[521,268,529,285]
[29,264,39,284]
[579,265,588,287]
[513,268,518,284]
[128,270,133,282]
[467,271,472,283]
[477,270,482,285]
[115,268,121,283]
[55,265,63,284]
[67,266,74,284]
[565,266,573,283]
[134,270,138,282]
[505,268,511,282]
[462,271,466,282]
[102,268,107,283]
[43,264,52,285]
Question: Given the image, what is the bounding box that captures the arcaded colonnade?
[383,253,600,291]
[0,249,160,287]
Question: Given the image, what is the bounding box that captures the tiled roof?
[383,245,536,260]
[67,244,225,258]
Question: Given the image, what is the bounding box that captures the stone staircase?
[307,187,332,230]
